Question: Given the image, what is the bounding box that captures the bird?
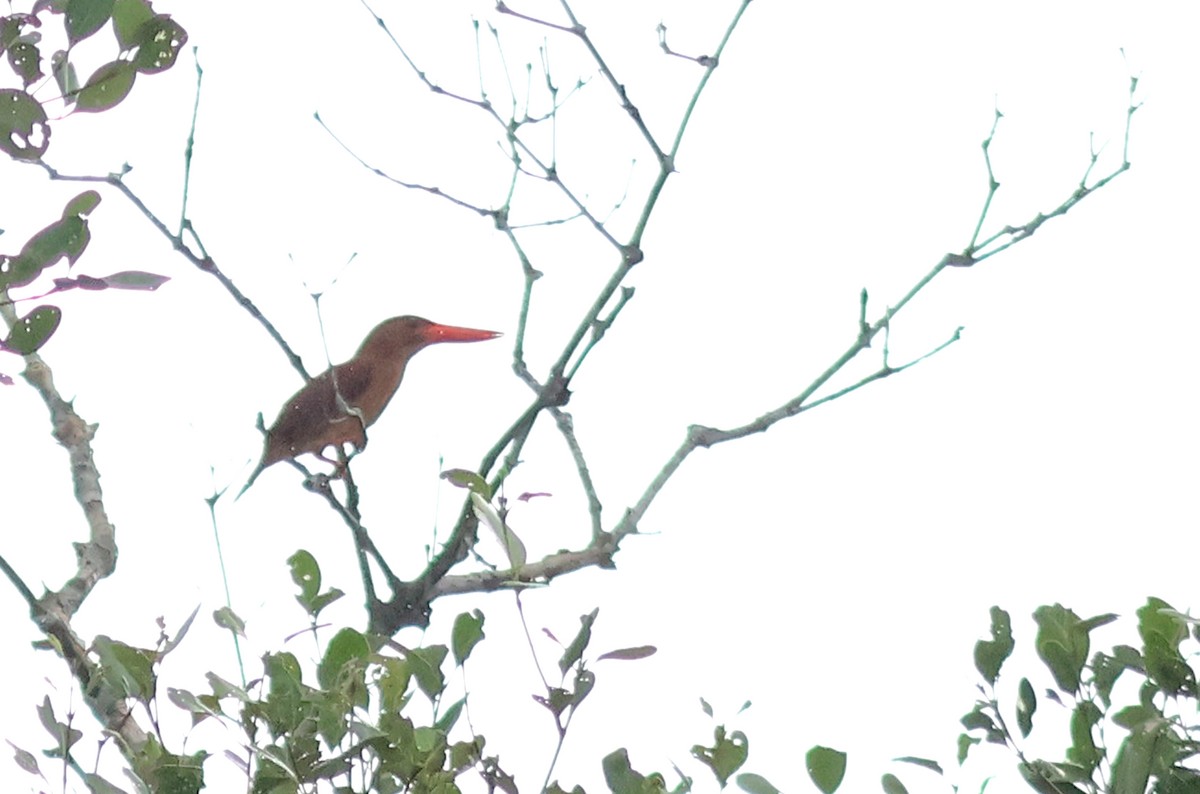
[236,315,501,498]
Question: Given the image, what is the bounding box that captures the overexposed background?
[1,1,1197,792]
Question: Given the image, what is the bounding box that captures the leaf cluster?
[960,598,1200,794]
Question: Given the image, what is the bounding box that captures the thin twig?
[27,163,309,380]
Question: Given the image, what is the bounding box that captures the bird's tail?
[234,459,266,501]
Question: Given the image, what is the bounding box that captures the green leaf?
[317,627,370,691]
[51,51,79,106]
[602,748,658,794]
[571,669,595,707]
[961,703,1005,744]
[957,733,980,765]
[2,192,97,289]
[205,672,249,702]
[1016,678,1037,738]
[1112,722,1172,794]
[472,492,526,568]
[806,746,847,794]
[378,657,411,714]
[1159,768,1200,794]
[1138,597,1195,696]
[451,609,485,667]
[166,690,223,729]
[440,467,491,499]
[0,88,49,160]
[1033,604,1092,694]
[75,60,136,112]
[691,727,748,787]
[36,696,82,756]
[55,269,169,292]
[130,14,187,74]
[287,549,342,617]
[112,0,154,49]
[559,608,598,674]
[97,270,170,289]
[974,606,1014,685]
[289,550,320,601]
[1113,704,1163,731]
[6,739,39,776]
[737,773,780,794]
[407,645,448,701]
[893,757,943,775]
[2,305,61,353]
[435,696,465,733]
[8,39,42,86]
[881,773,908,794]
[1093,651,1134,708]
[1067,701,1103,771]
[597,645,657,662]
[66,0,114,45]
[81,772,131,794]
[94,635,157,702]
[1020,761,1088,794]
[211,606,245,638]
[263,652,305,735]
[64,189,101,216]
[700,697,713,717]
[144,749,206,794]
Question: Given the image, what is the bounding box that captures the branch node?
[942,252,976,268]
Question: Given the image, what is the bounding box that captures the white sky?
[1,1,1198,792]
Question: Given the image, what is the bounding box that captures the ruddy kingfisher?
[237,315,501,498]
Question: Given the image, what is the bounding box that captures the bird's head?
[358,315,502,361]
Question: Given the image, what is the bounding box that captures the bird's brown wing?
[327,360,373,419]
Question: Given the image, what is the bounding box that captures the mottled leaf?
[0,88,49,159]
[130,14,186,73]
[7,39,42,85]
[288,549,321,601]
[974,606,1014,685]
[2,305,60,353]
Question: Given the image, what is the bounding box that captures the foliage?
[13,551,773,792]
[806,599,1200,794]
[0,0,1142,791]
[0,0,176,361]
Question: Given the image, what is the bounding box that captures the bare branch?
[27,162,310,380]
